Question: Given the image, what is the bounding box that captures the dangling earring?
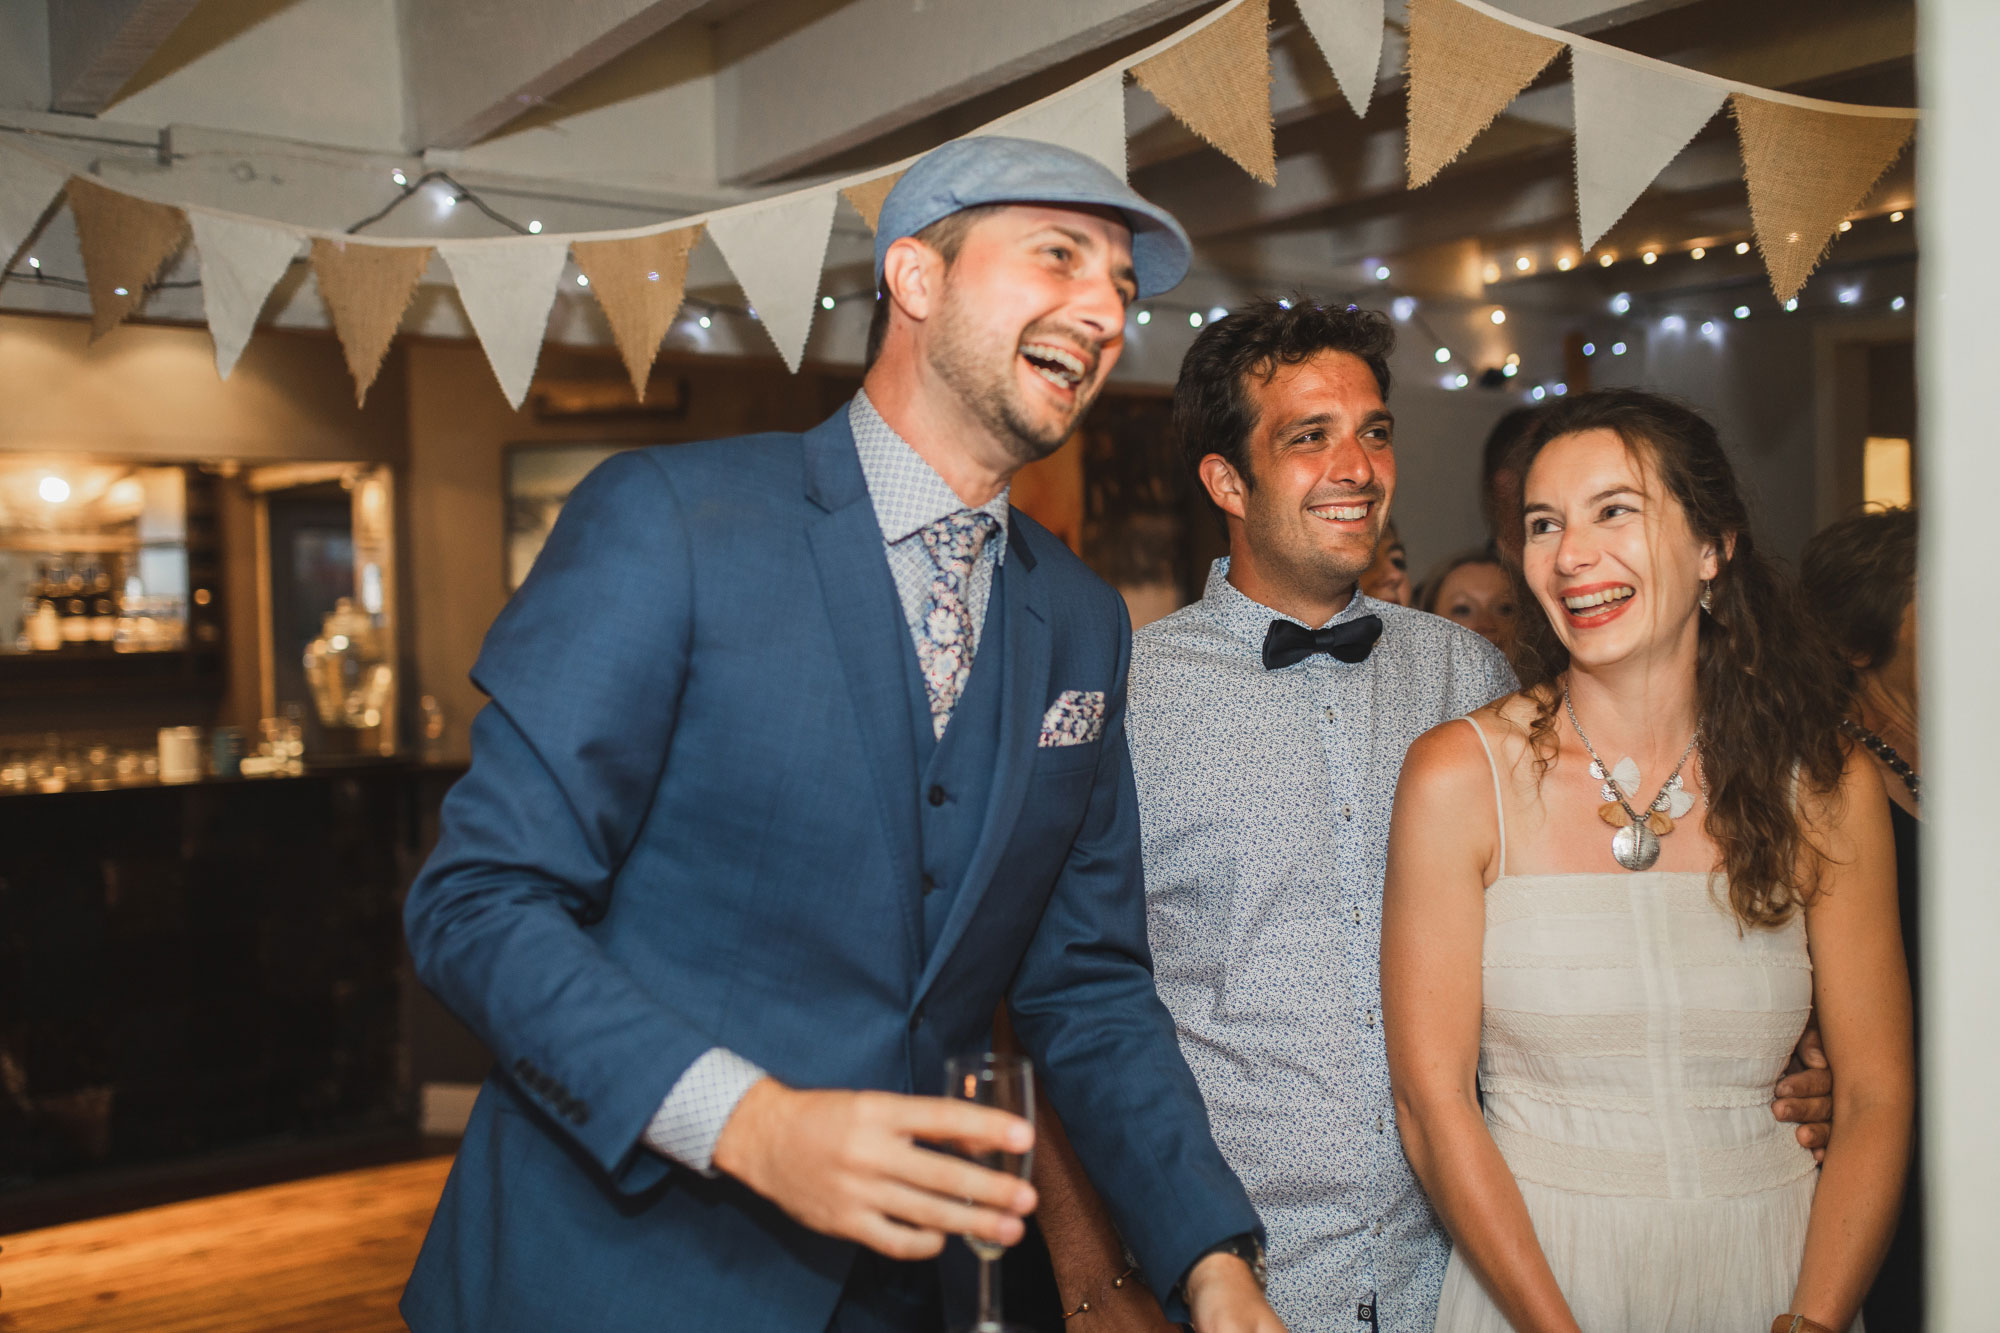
[1699,581,1714,613]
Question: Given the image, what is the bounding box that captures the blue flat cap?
[874,136,1193,299]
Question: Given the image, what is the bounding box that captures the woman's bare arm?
[1788,747,1915,1327]
[1382,720,1581,1333]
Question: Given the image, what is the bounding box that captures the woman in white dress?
[1382,390,1912,1333]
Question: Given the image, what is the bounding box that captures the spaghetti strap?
[1460,715,1506,878]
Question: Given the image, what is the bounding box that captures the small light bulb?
[1610,293,1631,315]
[1890,210,1904,222]
[1434,347,1451,364]
[26,256,38,269]
[1502,363,1518,378]
[1136,309,1151,325]
[1277,298,1292,309]
[1612,341,1627,356]
[1838,220,1852,233]
[1701,321,1717,336]
[442,193,457,208]
[1891,296,1906,311]
[1208,306,1227,321]
[1515,256,1531,272]
[113,286,128,296]
[1454,373,1469,388]
[1642,251,1658,266]
[1490,309,1506,325]
[527,220,542,234]
[392,170,408,186]
[1838,287,1860,305]
[1734,306,1750,319]
[747,308,758,321]
[1553,383,1568,396]
[1735,241,1751,255]
[1392,296,1416,321]
[1784,297,1799,312]
[1505,353,1521,366]
[1189,311,1203,328]
[1691,247,1706,260]
[1581,342,1595,356]
[1556,256,1573,271]
[38,475,69,503]
[820,295,835,310]
[698,314,711,328]
[576,274,589,287]
[1483,263,1501,284]
[1531,386,1547,401]
[1374,265,1391,281]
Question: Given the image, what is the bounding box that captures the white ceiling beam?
[713,0,1210,185]
[403,0,710,151]
[47,0,202,114]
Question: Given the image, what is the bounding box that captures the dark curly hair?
[1508,389,1854,928]
[1172,299,1395,525]
[1799,507,1918,672]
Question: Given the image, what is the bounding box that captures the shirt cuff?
[643,1047,768,1175]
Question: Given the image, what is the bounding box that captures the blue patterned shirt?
[1128,559,1516,1331]
[643,392,1012,1173]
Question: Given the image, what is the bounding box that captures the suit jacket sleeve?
[1005,593,1262,1307]
[405,449,706,1194]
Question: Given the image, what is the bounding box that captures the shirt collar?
[849,392,1011,563]
[1198,556,1383,651]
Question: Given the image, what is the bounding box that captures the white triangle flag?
[977,70,1129,179]
[189,211,302,379]
[0,146,68,267]
[440,239,570,408]
[1572,43,1728,251]
[707,189,837,374]
[1296,0,1386,119]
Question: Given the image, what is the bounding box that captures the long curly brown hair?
[1507,390,1853,927]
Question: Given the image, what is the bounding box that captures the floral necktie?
[916,510,999,740]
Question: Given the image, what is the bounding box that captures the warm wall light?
[1598,253,1615,267]
[1483,262,1501,283]
[1864,436,1913,508]
[1515,256,1531,271]
[1690,247,1706,259]
[38,475,70,503]
[1556,256,1573,271]
[1735,241,1751,255]
[1490,309,1507,325]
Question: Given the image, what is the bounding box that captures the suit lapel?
[916,518,1051,1000]
[803,412,925,974]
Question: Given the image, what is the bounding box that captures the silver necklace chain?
[1562,684,1701,828]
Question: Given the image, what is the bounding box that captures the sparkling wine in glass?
[943,1051,1034,1333]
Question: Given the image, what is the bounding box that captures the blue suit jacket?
[401,409,1258,1332]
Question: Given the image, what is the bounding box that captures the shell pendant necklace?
[1562,685,1700,871]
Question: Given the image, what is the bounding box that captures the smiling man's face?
[921,203,1135,466]
[1204,349,1396,617]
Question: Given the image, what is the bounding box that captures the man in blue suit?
[402,138,1282,1333]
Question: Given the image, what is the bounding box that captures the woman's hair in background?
[1507,389,1854,928]
[1799,507,1918,672]
[1415,549,1503,615]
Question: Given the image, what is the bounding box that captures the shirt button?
[1342,804,1353,821]
[1371,1221,1384,1236]
[1376,1115,1386,1134]
[1324,706,1336,722]
[1352,906,1362,924]
[928,785,947,806]
[1366,1010,1377,1027]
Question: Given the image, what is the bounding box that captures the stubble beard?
[1243,490,1381,609]
[925,283,1095,468]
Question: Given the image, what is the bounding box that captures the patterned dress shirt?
[1128,559,1516,1331]
[643,391,1011,1172]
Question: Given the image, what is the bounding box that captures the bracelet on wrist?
[1061,1265,1138,1320]
[1772,1315,1837,1333]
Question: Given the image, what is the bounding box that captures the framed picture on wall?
[503,442,631,591]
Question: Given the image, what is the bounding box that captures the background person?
[1416,550,1517,656]
[1358,521,1412,605]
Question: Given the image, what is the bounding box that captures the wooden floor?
[0,1155,452,1333]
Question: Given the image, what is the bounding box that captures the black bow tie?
[1261,615,1384,670]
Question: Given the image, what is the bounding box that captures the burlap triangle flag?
[67,176,189,341]
[310,238,432,406]
[1731,93,1915,303]
[1131,0,1275,186]
[1405,0,1565,189]
[840,173,904,234]
[572,226,703,400]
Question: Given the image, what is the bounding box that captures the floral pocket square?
[1038,690,1106,747]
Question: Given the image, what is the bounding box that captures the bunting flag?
[706,189,838,373]
[67,175,189,341]
[978,70,1129,179]
[1731,93,1917,303]
[189,212,303,379]
[841,173,904,234]
[1296,0,1386,120]
[1570,44,1727,251]
[1131,0,1275,186]
[1405,0,1565,189]
[310,238,432,405]
[572,226,703,399]
[0,146,67,267]
[440,240,571,409]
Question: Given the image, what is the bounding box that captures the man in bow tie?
[400,138,1279,1333]
[1032,300,1836,1331]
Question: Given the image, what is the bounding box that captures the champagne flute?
[943,1051,1035,1333]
